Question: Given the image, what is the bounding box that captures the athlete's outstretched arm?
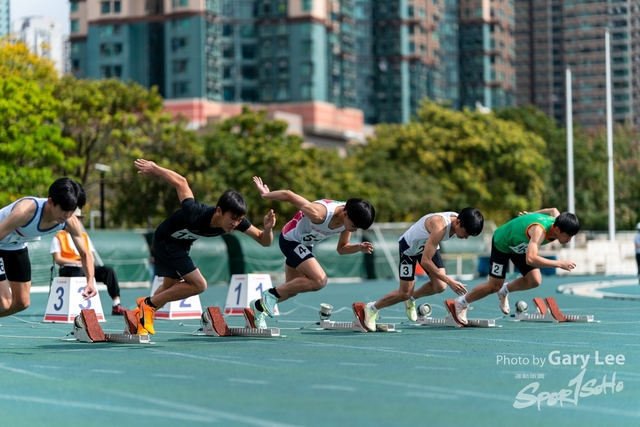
[253,176,326,222]
[135,159,194,203]
[65,216,97,298]
[518,208,560,218]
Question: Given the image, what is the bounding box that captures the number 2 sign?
[150,276,203,320]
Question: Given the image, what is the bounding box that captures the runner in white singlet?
[249,177,376,328]
[361,208,484,331]
[0,178,95,318]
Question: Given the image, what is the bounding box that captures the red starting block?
[514,297,596,323]
[200,306,281,337]
[72,309,153,344]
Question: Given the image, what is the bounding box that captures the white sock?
[457,296,469,306]
[499,282,510,295]
[368,302,379,312]
[409,296,415,302]
[112,299,121,307]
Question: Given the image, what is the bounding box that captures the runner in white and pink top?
[249,177,376,328]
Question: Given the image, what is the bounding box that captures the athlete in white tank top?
[250,177,375,328]
[281,199,346,245]
[0,198,67,250]
[399,212,458,256]
[361,208,484,331]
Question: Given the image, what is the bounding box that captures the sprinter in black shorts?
[133,159,276,335]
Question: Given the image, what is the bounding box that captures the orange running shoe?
[136,297,157,335]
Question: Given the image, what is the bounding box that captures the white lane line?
[91,369,123,374]
[150,349,264,367]
[414,366,455,371]
[154,374,194,379]
[269,359,305,363]
[340,362,378,366]
[406,391,458,400]
[0,364,52,379]
[107,390,308,427]
[229,378,269,385]
[31,365,61,370]
[299,340,460,356]
[0,394,217,423]
[310,385,357,392]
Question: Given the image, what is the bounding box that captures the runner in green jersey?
[448,208,580,325]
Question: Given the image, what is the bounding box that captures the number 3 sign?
[224,274,279,316]
[44,277,105,323]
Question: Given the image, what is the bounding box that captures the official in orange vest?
[50,209,126,315]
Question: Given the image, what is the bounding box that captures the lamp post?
[94,163,112,229]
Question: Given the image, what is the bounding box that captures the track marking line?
[310,384,357,392]
[0,394,218,423]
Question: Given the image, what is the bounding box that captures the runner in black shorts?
[133,159,276,335]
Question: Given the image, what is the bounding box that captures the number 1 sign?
[224,274,279,315]
[150,276,203,320]
[44,277,105,323]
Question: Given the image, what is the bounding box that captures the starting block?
[201,306,281,338]
[71,309,153,344]
[513,297,596,323]
[318,303,398,332]
[417,300,499,328]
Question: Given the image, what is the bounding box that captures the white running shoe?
[498,292,510,314]
[363,303,378,332]
[250,300,268,329]
[261,290,278,317]
[452,299,468,325]
[405,299,418,322]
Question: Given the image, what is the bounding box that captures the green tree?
[54,76,203,227]
[0,40,74,205]
[351,101,549,224]
[201,107,371,225]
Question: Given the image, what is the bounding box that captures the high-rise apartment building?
[458,0,516,110]
[0,0,9,37]
[69,0,515,130]
[515,0,633,127]
[13,16,65,75]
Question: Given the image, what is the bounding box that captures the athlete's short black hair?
[217,190,247,217]
[48,178,86,211]
[554,212,580,236]
[458,207,484,237]
[344,198,375,230]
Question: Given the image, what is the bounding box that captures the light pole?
[94,163,112,229]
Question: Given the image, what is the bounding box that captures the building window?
[223,86,235,101]
[173,81,190,96]
[71,43,80,54]
[101,1,111,14]
[173,59,188,74]
[114,1,121,13]
[241,25,255,38]
[114,65,122,77]
[276,84,288,100]
[70,2,79,13]
[223,66,234,79]
[300,63,312,76]
[114,43,123,55]
[70,19,79,33]
[242,45,256,59]
[72,59,80,72]
[173,0,189,7]
[241,88,258,101]
[302,0,312,11]
[301,83,312,99]
[222,24,233,36]
[222,44,234,58]
[242,65,257,80]
[171,37,188,52]
[100,43,112,56]
[100,65,112,78]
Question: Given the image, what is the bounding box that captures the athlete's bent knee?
[309,276,328,292]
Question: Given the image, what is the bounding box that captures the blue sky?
[11,0,70,34]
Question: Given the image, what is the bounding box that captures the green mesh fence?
[190,237,230,284]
